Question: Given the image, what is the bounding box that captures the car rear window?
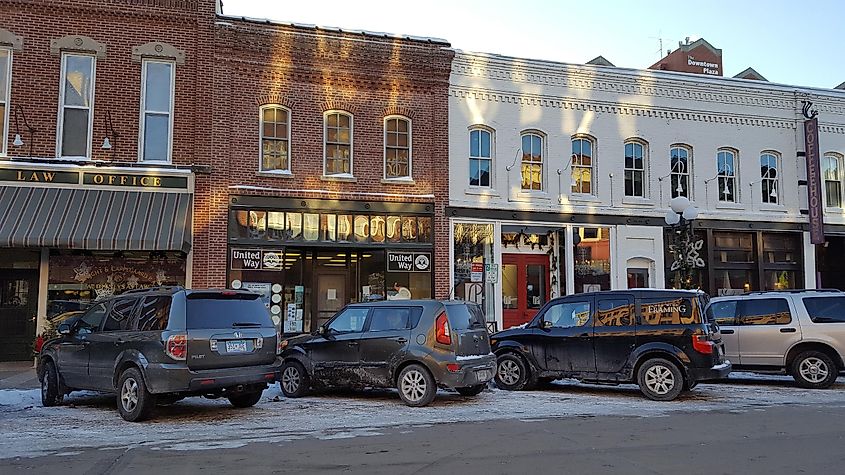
[803,297,845,323]
[445,304,486,330]
[639,296,700,325]
[186,292,272,329]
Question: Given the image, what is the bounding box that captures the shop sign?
[230,248,284,271]
[485,263,499,284]
[82,172,188,189]
[0,168,80,184]
[470,262,484,283]
[803,117,825,244]
[387,251,431,272]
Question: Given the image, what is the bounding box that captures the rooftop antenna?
[649,31,670,60]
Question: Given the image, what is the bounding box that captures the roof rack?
[120,286,185,295]
[743,288,842,296]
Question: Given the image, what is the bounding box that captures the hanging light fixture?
[101,110,118,157]
[13,134,23,147]
[12,105,36,157]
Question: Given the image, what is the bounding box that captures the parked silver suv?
[707,290,845,389]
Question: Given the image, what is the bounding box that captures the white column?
[493,220,503,331]
[565,225,575,295]
[185,249,193,288]
[803,231,817,289]
[36,248,49,336]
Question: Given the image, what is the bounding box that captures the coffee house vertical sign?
[802,100,824,245]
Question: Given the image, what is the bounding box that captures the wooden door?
[0,270,38,361]
[501,254,550,329]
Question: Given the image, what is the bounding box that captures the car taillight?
[435,312,451,345]
[276,331,287,355]
[166,334,188,360]
[692,334,714,354]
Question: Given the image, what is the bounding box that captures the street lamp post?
[664,196,705,289]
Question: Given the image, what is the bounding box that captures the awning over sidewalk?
[0,187,192,252]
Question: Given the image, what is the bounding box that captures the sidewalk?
[0,361,39,390]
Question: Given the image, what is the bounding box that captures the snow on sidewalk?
[1,374,844,459]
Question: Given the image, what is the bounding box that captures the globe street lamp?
[664,196,705,289]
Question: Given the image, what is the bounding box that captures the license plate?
[476,370,492,382]
[225,340,248,353]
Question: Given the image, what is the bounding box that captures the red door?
[501,254,550,329]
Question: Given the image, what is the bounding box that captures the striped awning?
[0,187,192,252]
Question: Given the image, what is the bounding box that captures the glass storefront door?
[0,269,38,361]
[501,254,549,329]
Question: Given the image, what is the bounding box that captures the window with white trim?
[824,153,843,208]
[521,132,543,191]
[139,59,174,162]
[670,145,691,199]
[58,53,95,159]
[760,152,779,205]
[324,111,352,176]
[469,127,492,187]
[0,48,10,156]
[571,136,594,195]
[717,148,738,203]
[260,105,290,172]
[624,140,646,197]
[384,116,411,179]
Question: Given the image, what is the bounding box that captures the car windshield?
[186,292,272,329]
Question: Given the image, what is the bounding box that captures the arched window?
[259,105,290,172]
[717,148,738,203]
[624,139,647,197]
[760,151,779,204]
[384,116,411,179]
[324,111,353,176]
[824,153,843,208]
[521,132,543,191]
[571,136,595,195]
[469,127,492,187]
[670,145,691,199]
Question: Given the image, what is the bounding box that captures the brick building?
[0,0,453,360]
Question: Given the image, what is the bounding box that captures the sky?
[221,0,845,90]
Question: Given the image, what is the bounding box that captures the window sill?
[511,190,551,201]
[621,197,656,207]
[464,187,500,198]
[715,202,745,210]
[381,178,415,185]
[825,207,844,214]
[257,170,294,178]
[758,204,787,213]
[568,194,601,204]
[321,174,357,183]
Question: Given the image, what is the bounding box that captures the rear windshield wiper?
[232,322,262,327]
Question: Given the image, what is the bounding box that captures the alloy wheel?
[120,377,139,413]
[799,357,829,383]
[282,366,301,394]
[498,359,520,386]
[41,376,48,400]
[400,369,427,403]
[644,365,675,395]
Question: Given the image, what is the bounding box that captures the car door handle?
[394,338,408,344]
[780,328,797,333]
[347,341,359,346]
[721,329,735,334]
[115,339,125,345]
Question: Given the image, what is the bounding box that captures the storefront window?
[765,270,797,290]
[453,222,495,323]
[714,269,754,296]
[714,232,754,263]
[763,233,799,265]
[303,213,320,241]
[574,227,611,293]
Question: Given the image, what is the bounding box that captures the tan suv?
[707,290,845,389]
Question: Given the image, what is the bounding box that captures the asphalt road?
[5,403,845,474]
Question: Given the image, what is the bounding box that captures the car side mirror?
[58,322,72,335]
[540,320,553,330]
[318,325,328,335]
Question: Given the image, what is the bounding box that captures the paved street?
[2,375,845,473]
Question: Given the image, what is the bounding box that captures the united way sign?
[230,248,284,271]
[387,251,431,272]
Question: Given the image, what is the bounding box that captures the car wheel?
[791,351,838,389]
[495,353,534,391]
[397,364,436,407]
[41,361,63,407]
[228,390,264,408]
[637,358,684,401]
[455,384,485,397]
[280,361,310,398]
[117,368,155,422]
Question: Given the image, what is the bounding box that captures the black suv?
[37,287,281,421]
[278,300,495,407]
[491,289,731,400]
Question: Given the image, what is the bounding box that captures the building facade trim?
[132,41,186,64]
[50,34,107,58]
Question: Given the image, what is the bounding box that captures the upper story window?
[717,148,738,203]
[760,151,780,205]
[571,136,595,195]
[58,53,95,159]
[624,140,646,198]
[469,128,492,187]
[384,116,411,179]
[324,111,352,176]
[0,48,10,156]
[139,60,174,162]
[520,132,543,191]
[260,105,290,172]
[824,153,843,208]
[670,145,691,199]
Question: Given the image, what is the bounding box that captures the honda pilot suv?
[491,289,730,401]
[278,300,495,406]
[708,290,845,389]
[37,287,281,421]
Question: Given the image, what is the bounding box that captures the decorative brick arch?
[320,99,357,114]
[132,41,186,64]
[0,28,23,50]
[382,105,415,120]
[255,92,296,108]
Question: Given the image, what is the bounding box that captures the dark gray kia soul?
[278,300,495,406]
[38,287,281,421]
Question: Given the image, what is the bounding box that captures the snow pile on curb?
[0,389,40,409]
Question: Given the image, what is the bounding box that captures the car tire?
[397,364,437,407]
[41,360,63,407]
[455,384,485,397]
[637,358,684,401]
[280,360,310,398]
[117,367,155,422]
[228,390,264,408]
[495,353,535,391]
[791,351,838,389]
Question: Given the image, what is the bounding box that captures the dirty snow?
[455,353,495,361]
[0,373,844,459]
